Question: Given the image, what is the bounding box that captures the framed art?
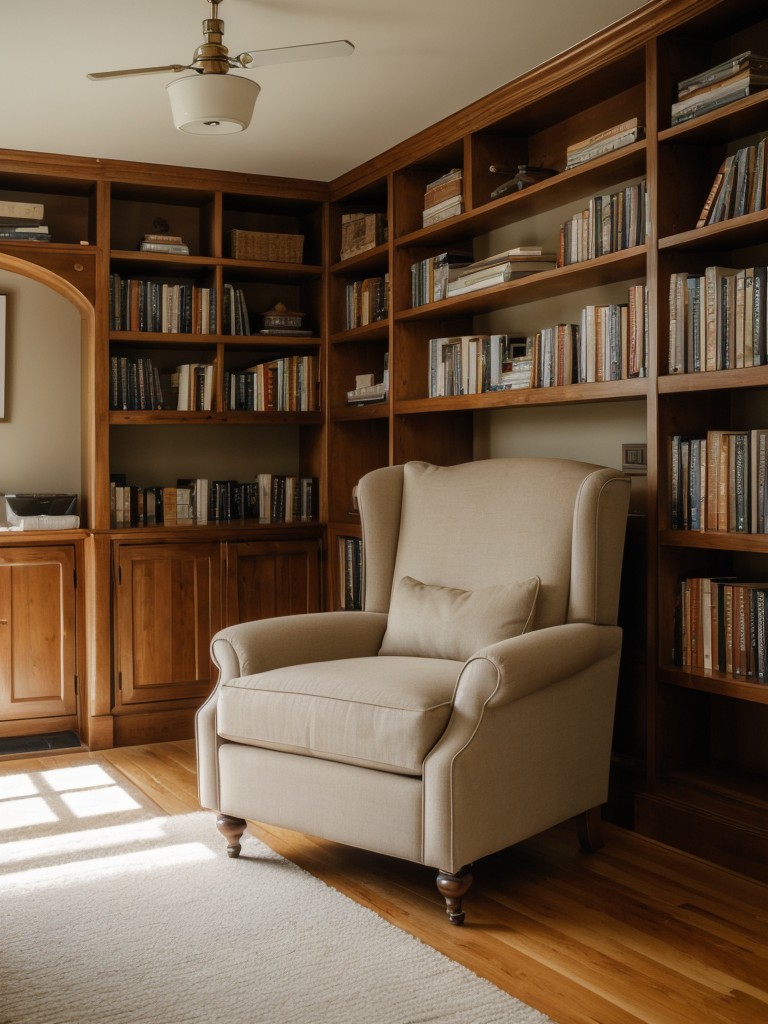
[0,294,5,419]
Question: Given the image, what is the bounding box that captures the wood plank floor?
[2,739,767,1024]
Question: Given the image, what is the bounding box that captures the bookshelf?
[325,0,768,880]
[1,0,768,881]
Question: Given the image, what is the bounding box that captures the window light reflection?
[0,796,59,831]
[60,786,141,818]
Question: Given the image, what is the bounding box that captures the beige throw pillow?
[379,574,540,661]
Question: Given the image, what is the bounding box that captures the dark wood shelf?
[395,377,647,414]
[659,664,768,703]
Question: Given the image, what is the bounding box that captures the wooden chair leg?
[216,813,247,858]
[577,805,604,853]
[436,866,473,925]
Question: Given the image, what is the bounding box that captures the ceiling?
[8,0,649,183]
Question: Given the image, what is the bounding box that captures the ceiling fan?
[87,0,355,135]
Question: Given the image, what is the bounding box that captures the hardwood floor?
[3,739,767,1024]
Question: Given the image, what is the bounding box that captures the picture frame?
[622,442,647,475]
[0,294,6,420]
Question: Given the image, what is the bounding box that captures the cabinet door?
[114,542,221,707]
[0,546,77,722]
[224,539,321,626]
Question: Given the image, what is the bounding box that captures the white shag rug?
[0,762,553,1024]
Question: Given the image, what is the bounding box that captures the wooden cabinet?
[0,544,78,733]
[111,532,322,742]
[224,538,321,626]
[113,541,222,709]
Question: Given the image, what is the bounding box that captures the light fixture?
[166,73,260,135]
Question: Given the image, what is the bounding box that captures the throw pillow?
[379,574,540,661]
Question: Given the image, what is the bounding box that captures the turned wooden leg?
[216,813,247,858]
[577,805,604,853]
[435,866,473,926]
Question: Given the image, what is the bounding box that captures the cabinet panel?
[0,546,77,722]
[114,542,221,706]
[224,539,321,626]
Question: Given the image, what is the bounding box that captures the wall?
[0,270,82,523]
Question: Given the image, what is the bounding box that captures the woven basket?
[229,229,304,263]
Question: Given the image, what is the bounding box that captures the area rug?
[0,763,553,1024]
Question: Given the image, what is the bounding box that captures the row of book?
[110,354,320,412]
[534,287,647,386]
[110,475,317,527]
[675,576,768,682]
[0,198,50,241]
[565,117,644,170]
[422,168,463,228]
[339,211,387,262]
[671,51,768,126]
[557,180,648,266]
[428,335,533,397]
[344,274,388,329]
[670,429,768,533]
[696,137,768,227]
[109,277,252,335]
[668,266,768,374]
[426,289,647,397]
[223,355,320,412]
[338,535,363,610]
[110,356,168,411]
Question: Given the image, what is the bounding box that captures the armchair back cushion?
[360,458,629,629]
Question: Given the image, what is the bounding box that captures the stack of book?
[0,199,51,242]
[671,51,768,126]
[422,168,463,227]
[339,211,387,261]
[696,137,768,227]
[445,248,556,298]
[565,117,644,169]
[138,232,190,255]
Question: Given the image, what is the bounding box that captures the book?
[0,199,44,225]
[138,241,190,254]
[339,211,387,261]
[566,117,641,156]
[677,51,768,97]
[445,259,554,297]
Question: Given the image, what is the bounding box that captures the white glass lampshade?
[166,74,260,134]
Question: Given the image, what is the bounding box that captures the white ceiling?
[8,0,649,183]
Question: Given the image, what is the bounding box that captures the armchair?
[196,458,631,923]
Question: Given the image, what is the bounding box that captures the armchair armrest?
[210,610,390,682]
[473,621,624,706]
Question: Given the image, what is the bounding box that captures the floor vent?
[0,731,82,755]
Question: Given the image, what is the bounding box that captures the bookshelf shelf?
[660,665,768,704]
[331,402,390,422]
[658,365,768,393]
[660,529,768,553]
[395,378,647,415]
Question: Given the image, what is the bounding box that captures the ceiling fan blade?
[87,64,189,81]
[239,39,354,68]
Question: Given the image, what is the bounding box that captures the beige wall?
[474,400,647,469]
[0,270,82,523]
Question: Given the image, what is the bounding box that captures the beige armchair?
[196,458,630,924]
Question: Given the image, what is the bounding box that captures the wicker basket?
[229,229,304,263]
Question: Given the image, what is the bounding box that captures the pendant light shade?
[167,74,260,134]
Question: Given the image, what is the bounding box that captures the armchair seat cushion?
[216,655,463,776]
